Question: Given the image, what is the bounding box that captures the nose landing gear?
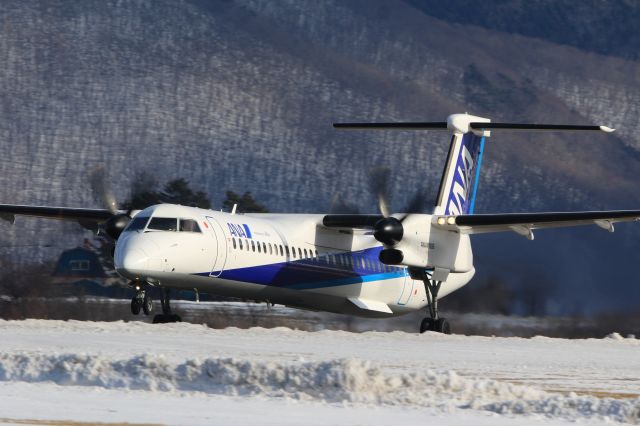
[130,283,153,316]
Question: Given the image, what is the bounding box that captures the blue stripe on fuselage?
[193,246,407,289]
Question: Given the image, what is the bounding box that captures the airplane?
[1,113,639,333]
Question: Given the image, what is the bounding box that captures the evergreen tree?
[124,175,210,210]
[223,191,268,213]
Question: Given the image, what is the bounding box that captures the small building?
[53,247,107,279]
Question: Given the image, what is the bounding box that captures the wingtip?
[600,126,616,133]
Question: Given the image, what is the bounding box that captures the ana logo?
[227,223,252,239]
[446,144,475,215]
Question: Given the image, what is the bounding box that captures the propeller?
[89,167,131,240]
[367,167,432,264]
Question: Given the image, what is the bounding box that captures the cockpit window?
[179,219,201,233]
[147,217,178,231]
[125,216,150,232]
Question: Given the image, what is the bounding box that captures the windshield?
[125,216,150,232]
[179,219,201,233]
[147,217,178,231]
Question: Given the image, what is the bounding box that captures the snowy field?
[0,320,639,425]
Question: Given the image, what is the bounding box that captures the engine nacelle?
[388,214,473,273]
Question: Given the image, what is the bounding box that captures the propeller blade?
[89,166,118,214]
[369,167,392,218]
[329,192,361,214]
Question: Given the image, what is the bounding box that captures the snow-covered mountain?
[1,0,638,313]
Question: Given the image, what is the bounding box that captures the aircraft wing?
[0,204,116,230]
[434,210,640,239]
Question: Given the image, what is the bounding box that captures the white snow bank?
[0,353,638,423]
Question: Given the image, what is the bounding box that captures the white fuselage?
[114,204,475,318]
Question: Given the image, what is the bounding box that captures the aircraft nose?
[116,247,149,280]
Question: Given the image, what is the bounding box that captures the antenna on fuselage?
[231,204,238,215]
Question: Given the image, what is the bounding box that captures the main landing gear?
[130,283,153,316]
[410,268,451,334]
[152,287,182,324]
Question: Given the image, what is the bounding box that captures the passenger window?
[279,245,284,256]
[269,243,273,255]
[303,249,308,258]
[147,217,178,231]
[361,258,366,269]
[257,242,262,253]
[251,240,256,252]
[239,239,243,250]
[126,216,150,232]
[179,219,201,232]
[298,248,302,259]
[232,238,237,249]
[285,246,290,257]
[262,242,267,253]
[292,247,297,258]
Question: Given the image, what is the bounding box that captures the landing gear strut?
[410,268,451,334]
[130,283,153,316]
[152,287,181,323]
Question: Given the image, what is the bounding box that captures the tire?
[420,318,434,333]
[131,297,141,315]
[142,294,153,315]
[435,318,451,335]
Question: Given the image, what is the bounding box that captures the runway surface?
[0,320,638,425]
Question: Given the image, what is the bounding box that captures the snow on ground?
[0,320,638,425]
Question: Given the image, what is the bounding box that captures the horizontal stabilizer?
[333,122,448,130]
[468,123,615,132]
[333,120,614,133]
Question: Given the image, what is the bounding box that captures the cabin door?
[205,216,227,277]
[397,271,414,305]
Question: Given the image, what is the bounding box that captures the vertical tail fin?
[434,114,490,215]
[333,114,613,217]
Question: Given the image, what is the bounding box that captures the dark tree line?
[123,174,268,213]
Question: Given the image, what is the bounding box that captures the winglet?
[599,126,616,133]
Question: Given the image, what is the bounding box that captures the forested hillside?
[1,0,639,313]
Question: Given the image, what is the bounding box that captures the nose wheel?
[130,283,154,316]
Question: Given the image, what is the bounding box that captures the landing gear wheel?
[420,318,434,334]
[434,318,451,334]
[142,293,153,315]
[131,297,141,315]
